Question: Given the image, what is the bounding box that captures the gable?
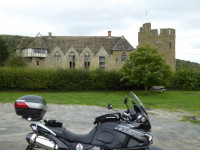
[27,37,48,49]
[16,34,135,55]
[112,36,135,51]
[81,47,94,57]
[96,46,109,56]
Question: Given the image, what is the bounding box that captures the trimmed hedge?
[0,68,129,91]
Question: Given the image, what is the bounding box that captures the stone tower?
[138,23,176,70]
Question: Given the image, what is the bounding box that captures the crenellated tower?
[138,23,176,70]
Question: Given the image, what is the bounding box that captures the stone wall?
[25,48,133,70]
[138,23,176,70]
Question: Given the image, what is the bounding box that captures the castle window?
[69,52,75,68]
[121,52,127,61]
[99,56,105,69]
[169,42,172,49]
[54,51,61,62]
[84,52,90,69]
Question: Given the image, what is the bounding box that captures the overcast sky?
[0,0,200,63]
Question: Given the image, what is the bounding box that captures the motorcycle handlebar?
[121,110,139,122]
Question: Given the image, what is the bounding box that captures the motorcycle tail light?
[15,101,29,108]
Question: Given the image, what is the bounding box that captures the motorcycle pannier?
[14,95,47,120]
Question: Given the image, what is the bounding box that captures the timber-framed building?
[16,31,135,70]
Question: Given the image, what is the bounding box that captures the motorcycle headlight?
[145,134,153,142]
[141,116,146,123]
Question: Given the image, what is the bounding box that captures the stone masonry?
[138,23,176,70]
[16,23,176,70]
[16,32,134,70]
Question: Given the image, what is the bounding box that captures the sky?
[0,0,200,63]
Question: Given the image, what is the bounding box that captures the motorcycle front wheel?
[26,145,35,150]
[139,148,150,150]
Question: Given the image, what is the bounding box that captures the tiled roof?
[16,35,135,54]
[112,36,134,51]
[27,37,48,49]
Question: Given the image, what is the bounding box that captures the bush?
[5,54,27,67]
[173,68,200,90]
[0,68,128,91]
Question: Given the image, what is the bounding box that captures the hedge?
[0,67,129,91]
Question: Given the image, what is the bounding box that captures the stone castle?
[138,23,176,70]
[16,23,175,70]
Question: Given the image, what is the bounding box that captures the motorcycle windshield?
[129,92,147,115]
[130,92,151,130]
[129,92,144,107]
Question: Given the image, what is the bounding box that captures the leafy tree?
[0,35,26,53]
[176,59,200,72]
[120,44,172,94]
[174,68,199,90]
[0,37,9,66]
[5,54,27,67]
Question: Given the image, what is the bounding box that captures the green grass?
[0,90,200,113]
[181,116,200,125]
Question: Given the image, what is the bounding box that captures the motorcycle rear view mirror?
[124,96,127,104]
[107,103,113,110]
[124,95,130,111]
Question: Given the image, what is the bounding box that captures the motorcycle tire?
[26,145,35,150]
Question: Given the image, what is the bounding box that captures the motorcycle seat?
[48,126,97,144]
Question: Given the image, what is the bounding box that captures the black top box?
[14,95,47,121]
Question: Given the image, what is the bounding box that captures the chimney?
[108,31,111,37]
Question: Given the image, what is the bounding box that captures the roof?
[27,37,48,49]
[112,36,134,51]
[16,34,135,55]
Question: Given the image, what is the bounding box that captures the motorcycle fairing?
[114,123,153,148]
[91,122,127,149]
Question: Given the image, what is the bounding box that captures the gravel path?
[0,103,200,150]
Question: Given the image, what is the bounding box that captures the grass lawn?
[0,90,200,114]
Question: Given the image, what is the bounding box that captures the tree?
[175,68,199,90]
[120,44,172,94]
[5,54,27,67]
[0,37,9,66]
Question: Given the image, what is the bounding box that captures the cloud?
[0,0,200,63]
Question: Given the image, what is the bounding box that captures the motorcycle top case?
[14,95,47,120]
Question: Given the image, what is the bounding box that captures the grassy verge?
[181,116,200,125]
[0,90,200,113]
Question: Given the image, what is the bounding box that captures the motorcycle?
[14,92,153,150]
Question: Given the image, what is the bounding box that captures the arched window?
[84,52,90,69]
[121,52,127,61]
[69,52,75,68]
[54,51,61,62]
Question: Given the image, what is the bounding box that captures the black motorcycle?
[14,91,153,150]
